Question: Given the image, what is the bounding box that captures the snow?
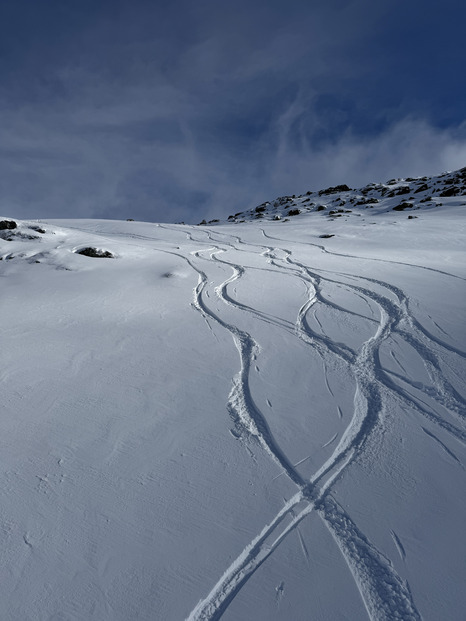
[0,177,465,620]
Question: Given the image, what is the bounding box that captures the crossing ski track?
[144,224,462,621]
[82,220,464,620]
[3,216,464,620]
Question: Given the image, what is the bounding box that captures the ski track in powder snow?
[3,216,464,621]
[171,223,465,621]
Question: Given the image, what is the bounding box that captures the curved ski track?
[68,223,464,620]
[149,226,454,621]
[148,224,464,621]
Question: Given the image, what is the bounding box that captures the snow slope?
[1,170,465,620]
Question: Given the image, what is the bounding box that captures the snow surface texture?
[1,168,465,620]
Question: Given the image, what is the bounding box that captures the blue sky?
[1,0,465,223]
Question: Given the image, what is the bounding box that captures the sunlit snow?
[1,170,465,620]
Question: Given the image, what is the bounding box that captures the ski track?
[390,530,407,562]
[259,227,466,284]
[421,427,463,467]
[296,526,310,566]
[322,433,339,448]
[178,227,458,621]
[54,222,461,620]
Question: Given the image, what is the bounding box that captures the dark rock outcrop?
[76,247,114,258]
[0,220,17,230]
[319,184,351,196]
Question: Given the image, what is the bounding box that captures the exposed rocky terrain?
[200,166,466,225]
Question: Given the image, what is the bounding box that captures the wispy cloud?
[0,1,464,222]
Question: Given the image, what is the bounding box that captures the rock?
[76,247,114,258]
[355,197,378,206]
[0,220,17,230]
[439,186,460,197]
[387,186,411,198]
[393,202,413,211]
[318,184,351,196]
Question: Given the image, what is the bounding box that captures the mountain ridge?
[199,166,466,225]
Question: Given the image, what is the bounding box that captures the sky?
[1,0,465,224]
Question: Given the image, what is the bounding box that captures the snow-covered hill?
[200,165,466,225]
[1,167,465,620]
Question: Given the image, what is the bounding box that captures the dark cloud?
[0,0,465,223]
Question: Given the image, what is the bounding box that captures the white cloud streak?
[0,1,464,222]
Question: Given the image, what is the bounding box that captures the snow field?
[0,203,465,620]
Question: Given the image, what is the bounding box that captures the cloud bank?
[0,0,464,223]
